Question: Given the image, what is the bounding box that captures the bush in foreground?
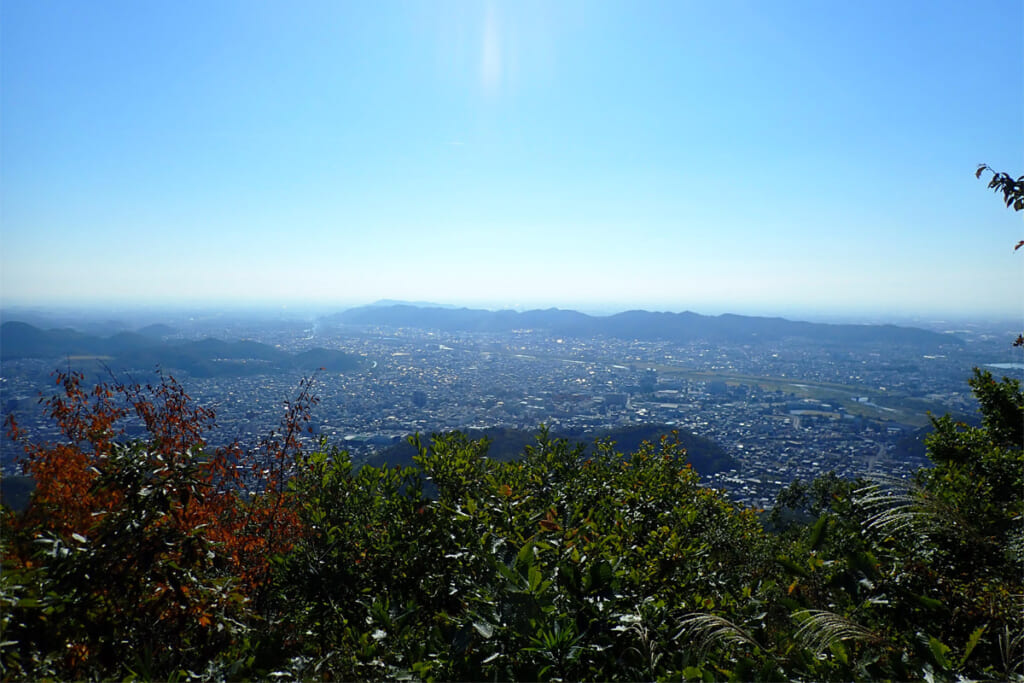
[1,369,1020,680]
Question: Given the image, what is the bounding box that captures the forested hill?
[0,321,363,377]
[331,304,961,347]
[366,423,735,476]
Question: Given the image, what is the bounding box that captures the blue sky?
[2,0,1021,319]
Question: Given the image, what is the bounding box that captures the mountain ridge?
[0,321,364,377]
[330,304,961,347]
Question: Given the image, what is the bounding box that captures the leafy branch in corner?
[976,164,1024,345]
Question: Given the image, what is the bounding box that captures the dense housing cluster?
[1,317,998,507]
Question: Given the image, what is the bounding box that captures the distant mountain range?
[368,299,460,309]
[0,322,363,377]
[331,304,962,347]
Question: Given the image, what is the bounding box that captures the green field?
[485,347,948,428]
[640,364,944,427]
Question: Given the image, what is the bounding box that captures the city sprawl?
[5,315,1018,508]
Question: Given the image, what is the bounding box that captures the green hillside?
[365,423,735,476]
[0,321,364,377]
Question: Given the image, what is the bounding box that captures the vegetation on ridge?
[1,363,1021,680]
[367,423,736,478]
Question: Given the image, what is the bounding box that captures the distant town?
[2,306,1021,508]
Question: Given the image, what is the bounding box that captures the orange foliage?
[8,369,318,592]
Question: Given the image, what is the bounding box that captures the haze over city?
[2,1,1021,320]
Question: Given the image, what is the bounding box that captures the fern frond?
[998,602,1024,676]
[676,612,761,656]
[792,609,879,655]
[858,476,988,550]
[854,476,959,538]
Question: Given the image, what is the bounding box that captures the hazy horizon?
[2,298,1021,332]
[2,2,1022,319]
